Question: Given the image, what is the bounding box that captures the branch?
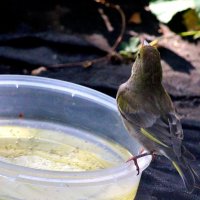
[44,1,126,69]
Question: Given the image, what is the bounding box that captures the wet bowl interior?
[0,75,151,200]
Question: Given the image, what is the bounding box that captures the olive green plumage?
[116,42,199,192]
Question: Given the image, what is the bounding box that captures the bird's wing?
[143,112,183,157]
[117,95,183,157]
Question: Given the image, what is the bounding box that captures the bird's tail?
[172,147,200,193]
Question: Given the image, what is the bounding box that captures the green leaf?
[194,0,200,18]
[194,31,200,39]
[119,37,140,58]
[180,30,200,39]
[149,0,195,23]
[120,37,140,53]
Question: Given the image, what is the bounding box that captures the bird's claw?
[126,151,156,175]
[126,156,140,175]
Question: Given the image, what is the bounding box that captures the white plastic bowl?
[0,75,151,200]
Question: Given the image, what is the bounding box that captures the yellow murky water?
[0,125,132,171]
[0,121,139,200]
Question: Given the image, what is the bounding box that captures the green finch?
[116,40,199,192]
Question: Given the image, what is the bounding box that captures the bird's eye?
[138,53,140,58]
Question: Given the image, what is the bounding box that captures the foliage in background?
[119,37,140,59]
[118,0,200,60]
[149,0,196,23]
[180,9,200,39]
[149,0,200,39]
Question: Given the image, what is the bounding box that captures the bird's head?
[131,40,162,86]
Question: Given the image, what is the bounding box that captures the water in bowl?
[0,120,138,200]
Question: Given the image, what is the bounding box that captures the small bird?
[116,40,199,192]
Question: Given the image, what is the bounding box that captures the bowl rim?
[0,75,152,186]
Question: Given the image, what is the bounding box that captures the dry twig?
[46,0,126,69]
[98,8,114,32]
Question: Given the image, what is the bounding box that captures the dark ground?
[0,1,200,199]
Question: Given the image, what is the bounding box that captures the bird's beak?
[142,40,150,47]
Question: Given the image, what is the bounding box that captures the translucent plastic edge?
[0,75,152,186]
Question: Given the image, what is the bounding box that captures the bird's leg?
[139,148,156,159]
[126,151,155,175]
[151,151,156,161]
[139,148,145,154]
